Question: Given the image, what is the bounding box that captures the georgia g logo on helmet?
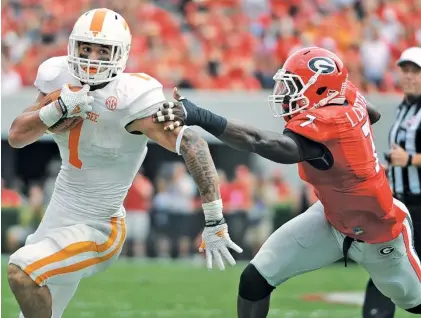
[308,57,336,74]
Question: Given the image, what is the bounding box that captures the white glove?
[200,222,243,271]
[59,84,94,118]
[39,84,94,127]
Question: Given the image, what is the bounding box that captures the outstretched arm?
[212,120,302,164]
[153,88,321,164]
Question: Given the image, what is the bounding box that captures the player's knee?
[405,303,421,314]
[8,264,33,292]
[238,263,275,301]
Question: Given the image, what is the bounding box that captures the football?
[39,86,84,133]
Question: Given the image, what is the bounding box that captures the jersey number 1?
[67,73,151,169]
[362,119,380,173]
[69,122,83,169]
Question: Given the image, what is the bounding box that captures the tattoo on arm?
[179,129,221,203]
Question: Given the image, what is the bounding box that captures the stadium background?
[0,0,417,317]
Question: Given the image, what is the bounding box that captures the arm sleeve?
[285,112,337,142]
[120,87,166,128]
[34,57,68,94]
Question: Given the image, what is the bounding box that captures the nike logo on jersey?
[71,105,81,114]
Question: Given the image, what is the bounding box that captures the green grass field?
[1,258,414,318]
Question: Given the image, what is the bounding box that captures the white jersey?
[34,56,166,220]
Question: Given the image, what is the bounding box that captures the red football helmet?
[268,46,349,118]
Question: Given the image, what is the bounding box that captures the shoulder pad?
[117,73,166,127]
[115,73,163,110]
[286,110,336,142]
[344,81,360,106]
[34,56,77,94]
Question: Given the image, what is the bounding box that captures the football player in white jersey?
[7,8,242,318]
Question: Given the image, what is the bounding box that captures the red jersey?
[285,84,406,244]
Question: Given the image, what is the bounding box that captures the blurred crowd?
[1,161,317,260]
[2,0,419,95]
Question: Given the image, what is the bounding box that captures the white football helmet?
[68,8,132,85]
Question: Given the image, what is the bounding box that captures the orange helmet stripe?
[89,9,108,35]
[122,18,129,31]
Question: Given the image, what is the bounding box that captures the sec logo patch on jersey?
[106,96,118,111]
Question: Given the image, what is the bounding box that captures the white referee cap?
[397,47,421,68]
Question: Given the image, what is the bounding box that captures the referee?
[363,47,421,318]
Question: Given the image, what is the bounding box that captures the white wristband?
[39,101,62,127]
[175,125,189,155]
[202,199,223,221]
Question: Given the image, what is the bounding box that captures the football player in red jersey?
[153,47,421,317]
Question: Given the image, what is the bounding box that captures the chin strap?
[312,91,341,109]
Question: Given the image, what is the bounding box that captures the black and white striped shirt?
[388,99,421,195]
